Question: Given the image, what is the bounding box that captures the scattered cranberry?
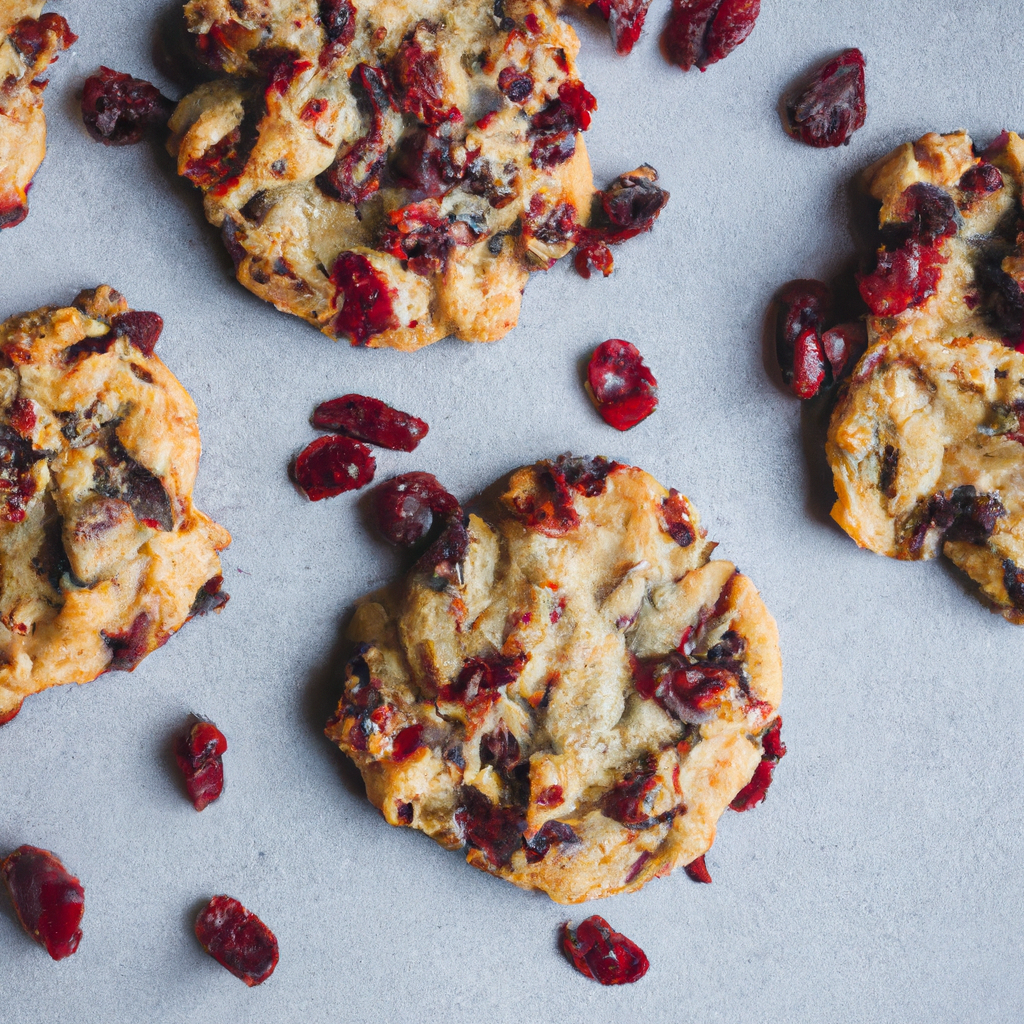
[731,716,785,811]
[379,199,480,275]
[959,163,1004,198]
[109,310,163,355]
[190,575,230,617]
[372,472,460,546]
[318,0,356,64]
[194,895,279,986]
[101,611,155,672]
[774,279,832,395]
[791,327,827,399]
[782,48,866,148]
[528,81,596,168]
[587,339,658,430]
[313,395,428,452]
[0,199,29,231]
[81,67,175,146]
[330,251,399,344]
[907,485,1006,555]
[176,717,228,811]
[596,166,670,243]
[684,854,712,883]
[456,786,526,866]
[293,435,375,500]
[562,915,649,985]
[663,0,761,72]
[497,66,533,104]
[1,846,84,960]
[10,13,77,63]
[821,322,868,381]
[575,241,614,279]
[593,0,653,55]
[391,23,459,126]
[857,240,947,317]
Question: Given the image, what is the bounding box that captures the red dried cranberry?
[791,327,827,399]
[456,786,526,866]
[652,657,737,721]
[419,515,469,583]
[390,127,466,197]
[109,310,163,355]
[190,574,230,617]
[176,717,227,811]
[783,48,866,148]
[601,758,658,826]
[731,716,785,811]
[391,24,458,126]
[379,199,481,276]
[1,846,84,960]
[313,395,428,452]
[497,66,534,103]
[192,20,254,71]
[318,0,356,64]
[959,163,1004,198]
[391,724,424,762]
[529,81,596,168]
[0,199,29,231]
[663,0,760,72]
[597,167,670,243]
[593,0,652,54]
[774,279,832,389]
[440,652,526,705]
[899,183,957,246]
[101,611,153,672]
[574,241,614,279]
[8,398,35,438]
[330,252,399,344]
[182,126,249,189]
[857,241,947,317]
[523,820,577,863]
[587,339,658,430]
[908,485,1006,555]
[479,722,521,775]
[373,472,460,546]
[660,489,695,546]
[684,853,712,883]
[261,50,313,96]
[535,785,565,807]
[9,13,76,63]
[81,67,174,146]
[821,322,868,381]
[562,915,649,985]
[293,435,375,500]
[195,895,279,986]
[0,425,42,522]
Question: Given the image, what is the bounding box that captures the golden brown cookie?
[326,456,783,903]
[0,287,231,725]
[0,2,75,229]
[166,0,634,350]
[828,130,1024,623]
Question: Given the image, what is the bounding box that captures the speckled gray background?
[2,1,1023,1021]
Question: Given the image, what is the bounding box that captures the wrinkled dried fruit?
[1,846,84,960]
[109,310,164,356]
[330,251,399,345]
[574,241,614,279]
[195,895,279,986]
[176,717,227,811]
[562,915,649,985]
[662,0,760,72]
[81,67,175,146]
[528,80,596,168]
[593,0,653,55]
[730,715,785,811]
[958,162,1004,198]
[897,183,958,246]
[908,485,1006,555]
[497,66,534,103]
[312,395,428,452]
[684,853,712,883]
[456,785,526,866]
[373,471,461,546]
[821,322,868,381]
[783,48,866,148]
[857,240,947,317]
[775,279,832,389]
[587,339,658,430]
[791,327,827,399]
[293,435,375,500]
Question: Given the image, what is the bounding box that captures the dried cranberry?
[373,472,460,546]
[898,183,958,246]
[821,322,868,381]
[791,327,827,399]
[782,48,866,148]
[391,724,424,762]
[523,820,577,863]
[192,20,256,71]
[731,716,785,811]
[313,395,428,452]
[593,0,652,54]
[175,717,227,811]
[390,127,466,197]
[379,199,480,276]
[663,0,760,72]
[391,23,458,126]
[562,916,649,985]
[261,49,313,96]
[92,435,173,530]
[509,460,579,535]
[0,199,29,231]
[479,722,521,775]
[1,846,84,960]
[597,167,670,243]
[108,310,163,355]
[587,339,658,430]
[293,435,375,500]
[529,81,596,168]
[10,13,76,62]
[440,652,526,704]
[660,489,695,546]
[0,425,41,522]
[857,241,948,317]
[190,575,230,617]
[182,126,249,189]
[330,252,399,344]
[194,895,279,986]
[81,67,174,146]
[419,515,469,583]
[318,0,356,64]
[684,854,712,883]
[101,611,154,672]
[959,163,1004,198]
[1003,559,1024,613]
[498,66,534,103]
[908,485,1006,555]
[575,241,614,279]
[456,786,526,866]
[557,454,619,495]
[651,655,737,722]
[8,398,35,438]
[774,279,832,390]
[601,758,658,826]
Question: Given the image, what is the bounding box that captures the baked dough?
[828,131,1024,623]
[0,287,231,724]
[326,456,783,902]
[0,2,75,229]
[167,0,605,350]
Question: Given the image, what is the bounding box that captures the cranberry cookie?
[326,457,783,902]
[0,2,75,229]
[0,287,231,725]
[166,0,653,350]
[828,130,1024,623]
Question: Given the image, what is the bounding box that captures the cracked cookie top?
[327,457,783,903]
[0,286,231,725]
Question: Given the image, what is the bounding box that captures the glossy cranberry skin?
[663,0,760,72]
[857,241,947,317]
[293,435,376,500]
[330,252,399,345]
[574,241,614,279]
[176,718,228,811]
[562,915,649,985]
[587,339,658,430]
[821,322,868,381]
[959,163,1004,198]
[195,895,279,986]
[731,716,785,811]
[593,0,652,55]
[791,327,827,399]
[109,311,163,355]
[373,472,460,546]
[82,67,174,146]
[456,786,526,866]
[775,279,832,390]
[783,48,866,148]
[684,853,712,883]
[313,395,428,452]
[1,846,85,960]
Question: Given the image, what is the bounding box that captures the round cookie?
[0,2,75,228]
[0,287,231,724]
[326,456,783,903]
[828,130,1024,623]
[166,0,603,350]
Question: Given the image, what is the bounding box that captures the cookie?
[827,130,1024,623]
[166,0,630,350]
[0,287,231,725]
[326,456,783,903]
[0,3,75,229]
